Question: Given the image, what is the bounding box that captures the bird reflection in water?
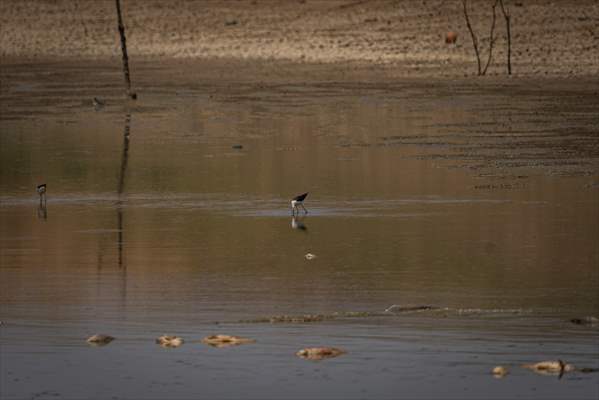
[291,216,308,231]
[37,203,47,220]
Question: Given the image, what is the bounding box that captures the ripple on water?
[0,194,513,218]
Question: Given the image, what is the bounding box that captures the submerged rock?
[384,304,440,313]
[270,314,332,323]
[238,307,447,325]
[239,314,334,323]
[240,310,398,324]
[86,334,115,346]
[245,314,332,323]
[570,316,599,326]
[296,347,346,361]
[202,334,255,348]
[522,360,575,376]
[334,311,383,318]
[492,366,509,378]
[156,335,184,348]
[577,367,599,373]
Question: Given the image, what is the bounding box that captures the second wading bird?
[291,192,309,215]
[92,97,105,110]
[36,184,47,205]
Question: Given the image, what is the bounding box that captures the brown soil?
[1,0,598,77]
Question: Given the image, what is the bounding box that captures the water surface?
[1,62,598,399]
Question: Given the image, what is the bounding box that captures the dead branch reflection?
[117,113,131,269]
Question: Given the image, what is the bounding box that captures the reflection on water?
[117,113,131,269]
[0,64,598,399]
[36,202,47,220]
[291,216,308,231]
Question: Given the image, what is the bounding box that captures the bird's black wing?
[293,192,308,201]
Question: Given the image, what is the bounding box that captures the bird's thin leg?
[301,204,308,214]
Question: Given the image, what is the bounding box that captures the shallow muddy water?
[1,62,598,399]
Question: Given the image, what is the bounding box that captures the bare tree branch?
[116,0,136,99]
[461,0,482,75]
[498,0,512,75]
[482,0,499,75]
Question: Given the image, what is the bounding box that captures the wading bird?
[92,97,105,109]
[291,192,309,215]
[36,184,46,205]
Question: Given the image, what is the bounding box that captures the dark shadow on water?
[291,216,308,232]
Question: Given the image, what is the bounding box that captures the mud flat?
[1,0,598,78]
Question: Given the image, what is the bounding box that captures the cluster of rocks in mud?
[156,335,184,348]
[202,334,255,348]
[296,347,346,360]
[492,316,599,378]
[569,316,598,326]
[493,360,598,378]
[86,334,115,346]
[84,306,444,359]
[86,333,345,361]
[84,313,599,366]
[238,305,441,324]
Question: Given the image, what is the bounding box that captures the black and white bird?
[36,184,47,203]
[92,97,105,109]
[291,192,309,215]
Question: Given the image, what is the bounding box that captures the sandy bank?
[1,0,598,77]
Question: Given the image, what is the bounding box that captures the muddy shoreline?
[2,0,598,78]
[2,58,598,184]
